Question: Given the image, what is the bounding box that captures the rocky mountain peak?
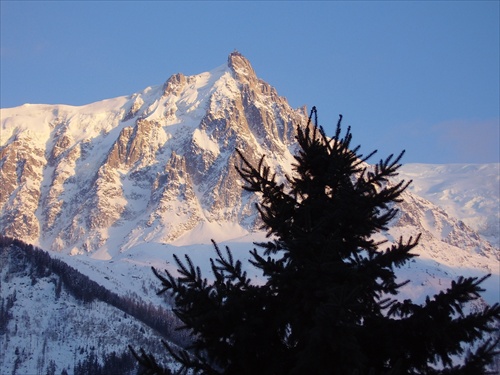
[227,50,258,86]
[0,53,309,254]
[162,72,187,97]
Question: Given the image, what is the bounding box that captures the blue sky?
[1,1,499,164]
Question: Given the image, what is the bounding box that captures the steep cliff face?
[0,131,45,243]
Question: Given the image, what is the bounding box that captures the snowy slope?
[0,242,182,375]
[399,163,500,247]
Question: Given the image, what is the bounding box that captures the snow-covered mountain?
[1,51,304,258]
[399,163,499,248]
[1,52,499,374]
[1,52,497,262]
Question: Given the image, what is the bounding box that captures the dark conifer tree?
[132,108,499,374]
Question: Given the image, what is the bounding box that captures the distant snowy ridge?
[399,163,500,248]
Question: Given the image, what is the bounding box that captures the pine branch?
[210,240,251,288]
[248,248,286,277]
[128,345,172,375]
[386,276,500,370]
[459,337,500,375]
[151,266,175,295]
[162,340,221,375]
[379,234,421,269]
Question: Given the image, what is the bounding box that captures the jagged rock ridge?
[1,52,306,256]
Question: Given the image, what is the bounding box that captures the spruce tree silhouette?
[131,108,499,375]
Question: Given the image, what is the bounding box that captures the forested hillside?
[0,236,185,374]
